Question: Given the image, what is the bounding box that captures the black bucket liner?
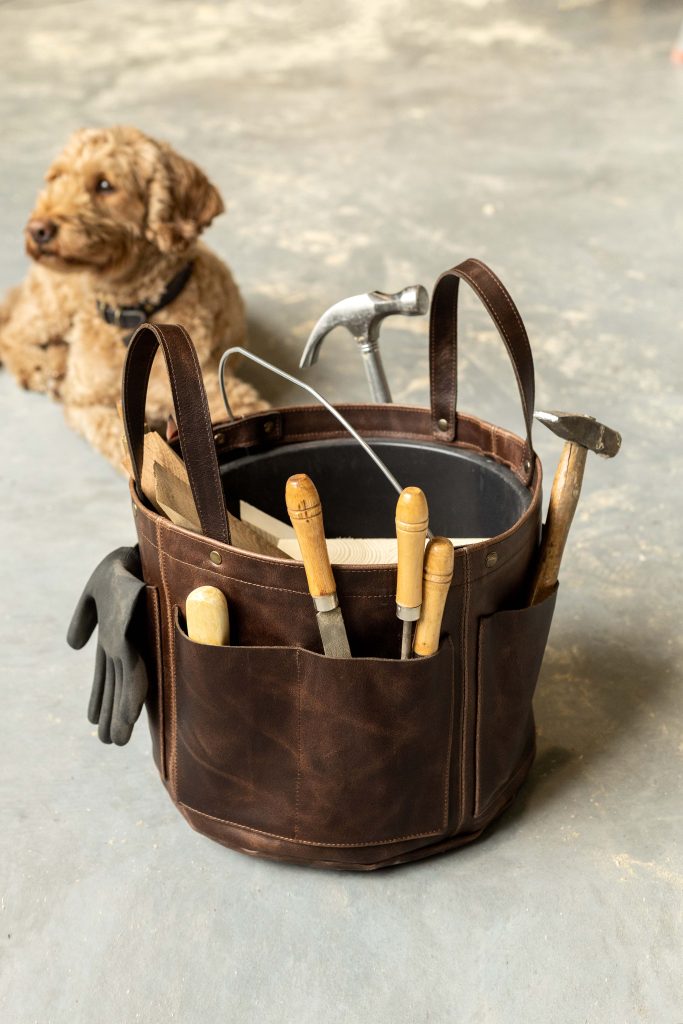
[221,438,530,541]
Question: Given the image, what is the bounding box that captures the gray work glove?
[67,546,148,746]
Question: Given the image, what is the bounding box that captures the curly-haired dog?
[0,125,267,465]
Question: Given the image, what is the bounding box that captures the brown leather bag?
[122,258,557,870]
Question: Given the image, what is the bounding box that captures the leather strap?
[429,258,536,480]
[122,323,230,544]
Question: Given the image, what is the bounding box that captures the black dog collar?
[96,262,194,340]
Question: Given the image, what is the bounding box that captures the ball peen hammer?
[299,286,429,403]
[530,410,622,605]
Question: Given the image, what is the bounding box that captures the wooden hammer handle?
[529,441,587,605]
[285,474,336,599]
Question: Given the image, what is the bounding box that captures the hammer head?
[534,410,621,458]
[300,285,429,368]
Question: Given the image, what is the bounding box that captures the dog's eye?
[94,178,115,194]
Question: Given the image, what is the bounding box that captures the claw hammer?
[530,410,622,605]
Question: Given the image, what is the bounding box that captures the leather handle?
[122,323,230,544]
[429,258,536,480]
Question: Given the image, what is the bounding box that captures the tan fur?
[0,125,267,465]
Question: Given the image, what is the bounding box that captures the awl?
[395,487,429,659]
[285,474,352,659]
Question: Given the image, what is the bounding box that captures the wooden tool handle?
[413,538,454,657]
[395,487,429,611]
[285,474,336,599]
[529,441,587,605]
[186,586,230,646]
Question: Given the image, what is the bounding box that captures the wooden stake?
[186,587,230,646]
[413,538,454,658]
[153,460,287,558]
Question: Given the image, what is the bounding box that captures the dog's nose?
[27,218,58,246]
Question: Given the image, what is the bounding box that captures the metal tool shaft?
[219,347,405,499]
[360,343,392,404]
[400,621,413,660]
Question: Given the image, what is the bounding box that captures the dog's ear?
[145,142,224,254]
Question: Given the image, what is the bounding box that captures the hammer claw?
[299,284,429,403]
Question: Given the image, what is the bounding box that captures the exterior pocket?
[173,609,457,847]
[474,585,558,817]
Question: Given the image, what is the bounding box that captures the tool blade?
[317,608,352,659]
[401,621,413,660]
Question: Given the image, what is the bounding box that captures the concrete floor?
[1,1,682,1020]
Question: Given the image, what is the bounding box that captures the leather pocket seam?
[145,584,165,779]
[173,613,455,847]
[473,586,558,818]
[177,801,447,850]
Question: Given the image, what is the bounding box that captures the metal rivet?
[524,459,532,473]
[214,432,225,445]
[437,418,448,431]
[209,550,222,565]
[485,551,498,568]
[263,420,274,435]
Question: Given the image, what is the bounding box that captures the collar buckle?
[114,307,149,330]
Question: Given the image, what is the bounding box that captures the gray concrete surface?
[1,1,682,1021]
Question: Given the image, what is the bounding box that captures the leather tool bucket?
[123,258,558,870]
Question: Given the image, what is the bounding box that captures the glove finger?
[87,643,107,724]
[97,657,115,745]
[120,645,149,725]
[67,591,98,650]
[110,658,134,746]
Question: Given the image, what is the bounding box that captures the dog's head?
[25,126,224,277]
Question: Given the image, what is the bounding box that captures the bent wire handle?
[218,347,405,499]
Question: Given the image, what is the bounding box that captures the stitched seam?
[474,618,485,815]
[459,268,532,447]
[459,547,471,817]
[178,325,229,541]
[464,275,529,418]
[157,524,177,796]
[178,803,444,849]
[450,276,457,433]
[429,283,439,422]
[149,585,165,775]
[475,733,536,818]
[273,428,431,443]
[442,636,455,829]
[120,333,140,471]
[137,520,537,588]
[160,551,397,595]
[294,648,302,840]
[469,259,533,369]
[428,274,457,435]
[163,328,208,533]
[125,340,157,481]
